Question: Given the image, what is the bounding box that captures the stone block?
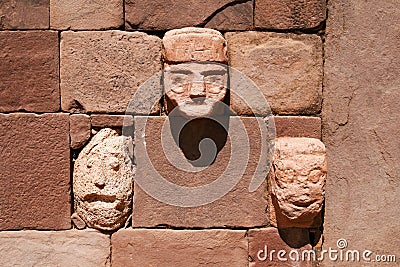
[60,31,162,113]
[112,229,247,267]
[132,116,273,228]
[0,230,110,267]
[91,114,134,128]
[249,228,313,266]
[0,0,49,29]
[255,0,326,30]
[0,31,59,112]
[226,32,323,115]
[70,114,91,149]
[0,113,71,230]
[274,116,321,139]
[50,0,123,30]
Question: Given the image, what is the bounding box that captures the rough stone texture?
[0,230,110,267]
[226,32,322,115]
[0,113,70,230]
[133,116,272,228]
[269,138,326,228]
[0,31,59,112]
[163,28,228,63]
[322,0,400,264]
[74,128,135,231]
[60,31,162,113]
[50,0,123,30]
[255,0,326,30]
[70,114,91,149]
[205,1,253,31]
[249,228,313,267]
[274,116,321,139]
[126,0,252,31]
[112,229,248,267]
[0,0,49,29]
[91,114,134,128]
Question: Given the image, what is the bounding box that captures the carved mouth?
[83,194,116,203]
[292,199,314,207]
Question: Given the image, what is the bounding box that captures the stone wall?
[1,0,397,266]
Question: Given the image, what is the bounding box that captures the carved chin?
[76,198,130,231]
[176,101,223,118]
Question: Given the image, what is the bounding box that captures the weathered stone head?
[73,128,134,231]
[162,27,228,117]
[270,137,326,228]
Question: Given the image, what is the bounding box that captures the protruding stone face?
[73,128,134,231]
[164,62,228,117]
[162,27,228,63]
[271,137,326,223]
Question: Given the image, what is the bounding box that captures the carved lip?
[291,199,315,207]
[83,193,116,203]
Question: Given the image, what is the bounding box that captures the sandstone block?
[70,114,91,149]
[322,0,400,261]
[0,31,59,112]
[132,116,273,228]
[255,0,326,30]
[274,116,321,139]
[269,137,326,228]
[0,113,70,230]
[226,32,323,115]
[249,228,313,266]
[205,1,253,30]
[0,0,49,29]
[50,0,123,30]
[0,230,110,267]
[163,28,227,63]
[112,229,247,267]
[60,31,162,113]
[91,114,134,128]
[126,0,252,30]
[73,128,135,231]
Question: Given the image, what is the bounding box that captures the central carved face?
[164,62,228,117]
[73,128,134,231]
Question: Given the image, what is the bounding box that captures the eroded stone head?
[73,128,135,231]
[163,28,228,117]
[271,137,326,226]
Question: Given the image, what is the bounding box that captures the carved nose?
[189,82,206,99]
[95,180,106,189]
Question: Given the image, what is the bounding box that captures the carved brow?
[200,69,227,76]
[170,69,193,75]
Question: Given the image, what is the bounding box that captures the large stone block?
[322,0,400,264]
[0,113,71,230]
[60,31,162,113]
[255,0,326,30]
[125,0,252,30]
[0,0,49,29]
[0,31,59,112]
[249,228,313,266]
[226,32,323,115]
[112,229,247,267]
[0,230,110,267]
[50,0,123,30]
[132,116,273,228]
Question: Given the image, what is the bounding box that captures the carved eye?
[110,159,120,171]
[171,86,185,94]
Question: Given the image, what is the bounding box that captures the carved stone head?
[163,27,228,117]
[271,137,326,227]
[73,128,134,231]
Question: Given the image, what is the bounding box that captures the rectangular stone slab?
[0,230,110,266]
[112,229,247,267]
[0,113,71,230]
[132,116,271,228]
